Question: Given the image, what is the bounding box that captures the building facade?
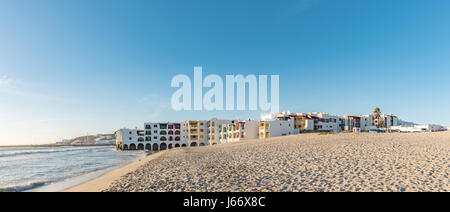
[219,120,259,143]
[116,111,403,151]
[259,119,295,139]
[184,120,209,147]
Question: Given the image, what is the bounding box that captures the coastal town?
[115,109,448,151]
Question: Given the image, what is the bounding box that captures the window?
[129,137,132,140]
[145,125,151,129]
[145,131,151,135]
[129,132,132,134]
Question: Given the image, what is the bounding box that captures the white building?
[144,122,186,151]
[208,118,234,145]
[219,120,259,143]
[259,119,295,139]
[391,124,446,133]
[115,128,145,150]
[184,120,209,147]
[277,112,344,132]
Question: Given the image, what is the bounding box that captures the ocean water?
[0,146,146,192]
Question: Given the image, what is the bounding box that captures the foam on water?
[0,146,146,192]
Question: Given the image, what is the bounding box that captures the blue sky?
[1,0,450,145]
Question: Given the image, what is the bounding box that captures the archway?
[123,144,128,150]
[152,143,159,151]
[145,143,151,150]
[130,143,136,150]
[168,144,173,149]
[199,143,205,146]
[160,143,167,150]
[175,144,180,148]
[190,142,197,147]
[138,143,144,150]
[182,144,187,147]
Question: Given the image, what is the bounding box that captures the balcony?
[160,124,168,129]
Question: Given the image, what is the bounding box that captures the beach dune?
[66,132,450,192]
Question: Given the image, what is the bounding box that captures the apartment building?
[259,119,295,139]
[219,120,259,143]
[143,122,186,151]
[277,112,344,132]
[115,128,145,151]
[208,118,234,145]
[116,110,402,151]
[184,120,209,147]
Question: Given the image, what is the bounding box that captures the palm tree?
[374,107,381,128]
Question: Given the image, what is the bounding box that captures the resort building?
[208,118,234,145]
[184,120,209,147]
[219,120,259,143]
[116,110,404,151]
[115,128,145,151]
[259,119,295,139]
[277,112,344,132]
[143,122,186,151]
[391,124,446,133]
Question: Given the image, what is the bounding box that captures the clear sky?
[1,0,450,145]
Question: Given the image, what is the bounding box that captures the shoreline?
[63,150,168,192]
[64,132,449,192]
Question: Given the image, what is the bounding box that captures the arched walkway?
[160,143,167,150]
[130,143,136,150]
[138,143,144,150]
[123,144,128,150]
[152,143,159,151]
[190,142,197,147]
[145,143,151,150]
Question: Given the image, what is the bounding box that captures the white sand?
[68,132,450,192]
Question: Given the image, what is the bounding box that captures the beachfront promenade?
[68,132,450,192]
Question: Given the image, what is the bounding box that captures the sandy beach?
[66,132,449,192]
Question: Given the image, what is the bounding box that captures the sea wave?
[0,146,110,158]
[0,181,49,192]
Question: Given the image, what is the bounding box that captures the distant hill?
[56,134,116,146]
